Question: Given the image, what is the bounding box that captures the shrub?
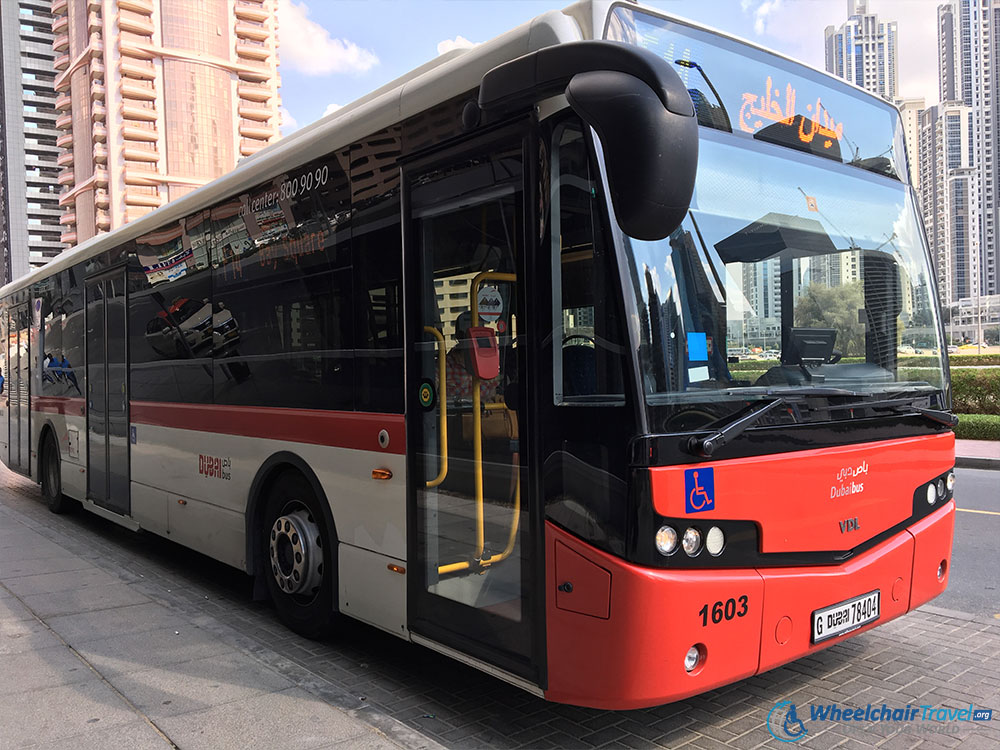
[950,368,1000,416]
[949,353,1000,367]
[954,413,1000,441]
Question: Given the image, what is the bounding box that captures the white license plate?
[812,590,880,643]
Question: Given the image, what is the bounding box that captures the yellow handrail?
[422,326,448,488]
[436,271,519,576]
[470,271,516,560]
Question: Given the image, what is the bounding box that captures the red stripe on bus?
[129,401,406,454]
[31,396,86,416]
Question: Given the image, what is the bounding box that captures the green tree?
[794,281,866,356]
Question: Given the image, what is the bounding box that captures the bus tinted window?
[128,213,214,404]
[550,123,626,405]
[352,127,404,414]
[34,269,84,399]
[62,267,85,397]
[212,151,354,410]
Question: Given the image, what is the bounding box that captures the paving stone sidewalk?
[955,439,1000,471]
[0,474,441,750]
[1,466,998,750]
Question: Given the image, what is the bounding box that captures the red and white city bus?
[1,1,957,709]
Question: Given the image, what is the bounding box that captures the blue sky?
[276,0,940,136]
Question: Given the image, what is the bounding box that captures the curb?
[956,456,1000,471]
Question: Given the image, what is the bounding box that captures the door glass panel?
[7,304,32,473]
[8,312,16,470]
[86,281,107,504]
[18,308,29,472]
[86,274,129,514]
[411,143,532,663]
[106,275,129,514]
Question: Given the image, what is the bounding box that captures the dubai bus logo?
[199,454,232,481]
[685,467,715,513]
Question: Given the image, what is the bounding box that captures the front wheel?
[261,471,337,639]
[41,432,72,514]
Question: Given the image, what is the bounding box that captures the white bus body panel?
[339,543,408,638]
[130,421,407,629]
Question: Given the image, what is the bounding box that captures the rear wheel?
[261,471,337,639]
[41,432,72,514]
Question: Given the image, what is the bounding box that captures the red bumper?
[544,501,955,710]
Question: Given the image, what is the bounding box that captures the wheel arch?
[35,419,58,483]
[245,452,338,590]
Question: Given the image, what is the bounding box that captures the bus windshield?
[606,6,946,427]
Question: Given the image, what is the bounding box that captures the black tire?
[261,471,337,639]
[41,431,72,514]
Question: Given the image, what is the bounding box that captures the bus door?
[85,270,129,515]
[7,303,31,474]
[404,127,542,685]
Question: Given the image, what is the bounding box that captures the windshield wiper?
[686,397,789,457]
[826,396,959,427]
[765,387,860,397]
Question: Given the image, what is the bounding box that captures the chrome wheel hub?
[269,509,323,596]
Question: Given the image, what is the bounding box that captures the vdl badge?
[685,467,715,513]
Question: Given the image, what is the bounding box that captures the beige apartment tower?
[53,0,280,247]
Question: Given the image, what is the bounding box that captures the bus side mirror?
[566,69,698,241]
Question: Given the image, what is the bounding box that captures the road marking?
[956,508,1000,516]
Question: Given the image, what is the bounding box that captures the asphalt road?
[934,467,1000,618]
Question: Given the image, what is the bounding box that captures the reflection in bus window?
[212,149,354,410]
[128,211,214,404]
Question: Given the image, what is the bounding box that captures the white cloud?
[280,106,298,136]
[323,103,342,117]
[744,0,783,35]
[437,35,478,56]
[277,0,378,75]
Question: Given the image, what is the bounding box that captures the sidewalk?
[956,438,1000,470]
[0,500,438,750]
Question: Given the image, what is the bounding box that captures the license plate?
[812,590,880,643]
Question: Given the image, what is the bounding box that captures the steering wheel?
[562,334,595,347]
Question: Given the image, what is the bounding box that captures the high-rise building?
[1,0,63,282]
[896,97,924,189]
[938,0,972,106]
[919,102,975,307]
[53,0,280,249]
[824,0,898,101]
[937,0,1000,312]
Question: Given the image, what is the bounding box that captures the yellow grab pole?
[422,326,448,488]
[470,271,516,561]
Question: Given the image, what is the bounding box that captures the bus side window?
[38,276,66,397]
[550,123,626,405]
[352,127,404,414]
[211,150,354,411]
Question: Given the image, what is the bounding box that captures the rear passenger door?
[86,268,129,515]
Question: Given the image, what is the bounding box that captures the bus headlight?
[655,526,678,556]
[926,483,937,505]
[682,527,702,556]
[936,478,946,498]
[705,526,725,556]
[946,472,955,492]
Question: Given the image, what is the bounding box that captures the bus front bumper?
[543,501,955,710]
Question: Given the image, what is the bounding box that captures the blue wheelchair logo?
[684,467,715,513]
[767,701,808,742]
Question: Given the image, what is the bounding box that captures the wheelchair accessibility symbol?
[684,467,715,513]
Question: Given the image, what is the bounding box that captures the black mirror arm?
[478,41,694,117]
